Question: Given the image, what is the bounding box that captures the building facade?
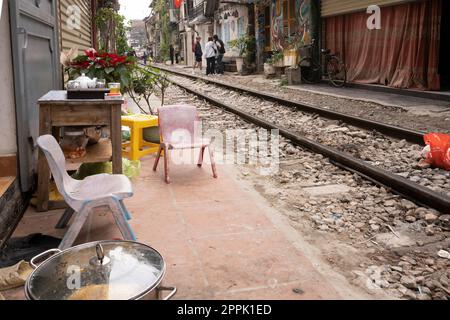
[254,0,318,70]
[0,0,98,247]
[59,0,96,55]
[149,0,447,91]
[128,19,148,56]
[144,0,181,62]
[214,2,250,58]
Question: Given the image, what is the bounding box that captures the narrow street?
[153,75,450,300]
[0,0,449,306]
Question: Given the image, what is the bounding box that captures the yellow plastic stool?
[121,114,160,161]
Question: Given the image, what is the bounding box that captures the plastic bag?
[423,133,450,170]
[72,158,141,180]
[122,126,131,142]
[104,158,141,179]
[72,162,110,180]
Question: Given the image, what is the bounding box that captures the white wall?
[185,30,195,67]
[0,0,17,155]
[215,5,249,58]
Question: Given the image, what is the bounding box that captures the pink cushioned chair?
[153,105,217,183]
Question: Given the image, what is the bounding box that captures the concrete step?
[0,176,14,198]
[224,62,237,73]
[0,177,27,248]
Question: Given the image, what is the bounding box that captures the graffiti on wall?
[296,0,311,45]
[270,0,312,51]
[271,0,284,51]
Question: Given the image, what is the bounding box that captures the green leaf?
[120,73,130,88]
[105,67,114,74]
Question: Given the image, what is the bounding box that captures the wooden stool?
[121,114,160,161]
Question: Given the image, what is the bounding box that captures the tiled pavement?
[2,154,344,300]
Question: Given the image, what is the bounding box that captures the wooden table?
[36,90,124,212]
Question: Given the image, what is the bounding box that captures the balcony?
[188,2,206,21]
[187,0,219,25]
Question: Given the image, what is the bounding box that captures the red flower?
[97,59,107,67]
[85,48,97,61]
[109,54,127,66]
[70,60,90,69]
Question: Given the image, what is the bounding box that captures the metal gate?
[9,0,61,192]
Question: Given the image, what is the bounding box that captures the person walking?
[193,36,203,72]
[143,51,148,65]
[213,35,226,75]
[205,37,217,76]
[174,44,180,64]
[169,44,175,65]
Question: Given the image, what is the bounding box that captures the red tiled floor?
[190,230,340,297]
[180,200,273,239]
[2,155,342,300]
[214,281,337,300]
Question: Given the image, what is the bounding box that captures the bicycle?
[298,39,347,87]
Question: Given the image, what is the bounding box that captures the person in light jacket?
[204,37,217,76]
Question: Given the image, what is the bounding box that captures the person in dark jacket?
[169,45,175,65]
[193,36,203,71]
[143,52,148,65]
[213,35,226,75]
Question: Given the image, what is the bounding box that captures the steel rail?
[152,64,425,145]
[165,75,450,214]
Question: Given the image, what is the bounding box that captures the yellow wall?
[59,0,93,54]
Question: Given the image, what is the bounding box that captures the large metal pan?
[25,240,176,300]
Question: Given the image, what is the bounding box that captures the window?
[237,17,245,37]
[283,0,297,38]
[223,22,230,49]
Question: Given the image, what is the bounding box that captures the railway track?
[151,65,450,214]
[159,81,450,301]
[152,64,425,145]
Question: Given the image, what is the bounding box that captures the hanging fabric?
[325,0,442,90]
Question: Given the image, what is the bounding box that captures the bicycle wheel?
[327,56,347,87]
[299,57,321,84]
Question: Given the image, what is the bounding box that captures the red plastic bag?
[423,133,450,170]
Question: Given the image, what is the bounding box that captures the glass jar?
[108,82,121,95]
[60,127,89,159]
[96,79,106,88]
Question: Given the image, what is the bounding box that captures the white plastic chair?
[37,135,137,250]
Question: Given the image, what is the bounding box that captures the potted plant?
[126,66,171,144]
[263,59,275,77]
[264,50,283,76]
[228,35,256,75]
[66,48,136,91]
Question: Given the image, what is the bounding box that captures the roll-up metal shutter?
[321,0,417,17]
[59,0,93,54]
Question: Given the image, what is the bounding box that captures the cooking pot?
[25,240,176,300]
